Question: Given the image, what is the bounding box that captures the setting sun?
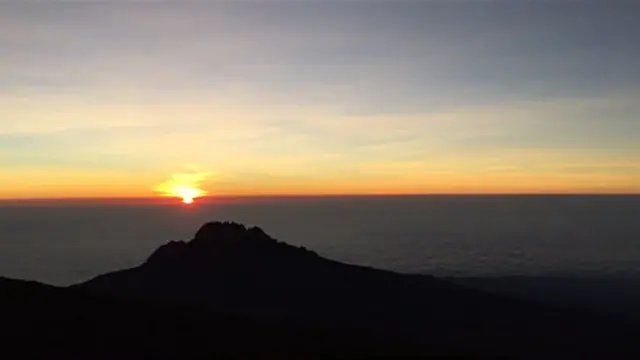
[174,186,202,204]
[154,171,211,204]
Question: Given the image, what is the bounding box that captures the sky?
[1,1,639,198]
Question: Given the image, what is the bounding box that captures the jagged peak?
[194,221,249,240]
[145,221,317,265]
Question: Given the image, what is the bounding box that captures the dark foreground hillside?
[2,222,639,359]
[1,277,452,359]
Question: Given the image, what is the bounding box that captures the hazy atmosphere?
[3,3,640,359]
[2,1,639,198]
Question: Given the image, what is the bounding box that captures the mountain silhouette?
[74,221,639,359]
[2,221,640,359]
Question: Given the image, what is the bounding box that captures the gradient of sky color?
[1,1,639,198]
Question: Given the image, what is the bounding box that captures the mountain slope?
[1,276,448,359]
[77,222,640,359]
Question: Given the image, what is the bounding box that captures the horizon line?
[1,193,639,202]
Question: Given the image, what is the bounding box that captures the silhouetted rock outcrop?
[74,222,640,359]
[146,222,319,267]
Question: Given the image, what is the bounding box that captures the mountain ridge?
[73,221,640,359]
[3,221,639,359]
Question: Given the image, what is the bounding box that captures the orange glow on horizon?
[0,167,638,200]
[153,171,210,204]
